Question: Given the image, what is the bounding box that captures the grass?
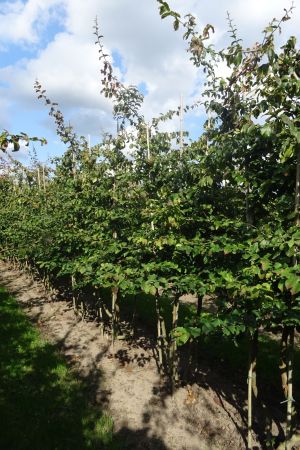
[0,286,117,450]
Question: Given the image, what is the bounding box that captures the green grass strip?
[0,286,116,450]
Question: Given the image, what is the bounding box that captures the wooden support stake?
[146,124,150,160]
[179,94,184,156]
[170,295,180,390]
[111,286,119,345]
[37,167,41,189]
[156,294,163,369]
[42,165,46,190]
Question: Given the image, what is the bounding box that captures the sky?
[0,0,299,164]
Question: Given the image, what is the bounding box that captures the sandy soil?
[0,260,259,450]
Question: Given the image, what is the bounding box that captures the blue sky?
[0,0,299,164]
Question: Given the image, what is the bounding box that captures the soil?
[0,260,263,449]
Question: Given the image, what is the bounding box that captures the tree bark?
[247,329,258,450]
[111,286,120,345]
[170,295,180,390]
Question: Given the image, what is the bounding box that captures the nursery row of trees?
[1,2,299,448]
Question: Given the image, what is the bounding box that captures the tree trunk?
[111,286,120,344]
[286,328,294,450]
[279,326,297,450]
[98,297,105,338]
[247,329,258,450]
[131,294,137,337]
[197,294,203,316]
[170,295,180,390]
[280,327,289,399]
[155,292,168,372]
[71,275,78,313]
[282,144,300,448]
[155,294,163,369]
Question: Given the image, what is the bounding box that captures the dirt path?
[0,260,253,449]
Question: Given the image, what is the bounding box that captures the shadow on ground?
[0,287,114,450]
[4,264,297,449]
[0,285,172,450]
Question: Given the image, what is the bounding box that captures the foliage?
[0,130,47,153]
[1,5,299,445]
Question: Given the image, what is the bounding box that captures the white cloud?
[1,32,111,108]
[0,0,64,45]
[184,0,300,47]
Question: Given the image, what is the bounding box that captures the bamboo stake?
[146,124,150,160]
[155,293,163,369]
[285,329,294,450]
[146,125,155,231]
[99,299,105,338]
[247,330,257,449]
[42,165,46,191]
[160,312,168,368]
[71,275,77,313]
[280,327,289,398]
[248,329,259,449]
[179,94,184,157]
[170,295,180,390]
[88,134,91,155]
[280,146,300,449]
[247,358,253,450]
[244,149,259,450]
[295,145,300,228]
[285,145,300,449]
[37,167,41,189]
[111,286,119,345]
[251,330,258,399]
[131,294,137,337]
[110,169,120,345]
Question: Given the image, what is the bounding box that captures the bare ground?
[0,260,264,450]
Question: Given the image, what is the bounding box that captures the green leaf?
[285,276,300,295]
[173,18,180,31]
[172,327,190,345]
[235,51,243,66]
[280,145,294,162]
[261,124,272,137]
[258,63,269,75]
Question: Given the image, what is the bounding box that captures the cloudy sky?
[0,0,299,163]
